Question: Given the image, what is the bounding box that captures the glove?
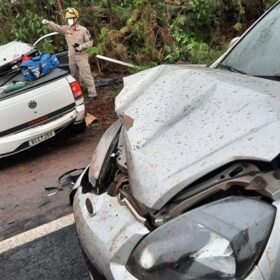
[42,19,49,25]
[74,43,83,52]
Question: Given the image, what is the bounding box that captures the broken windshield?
[220,3,280,79]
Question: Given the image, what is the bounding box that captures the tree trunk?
[107,0,113,28]
[56,0,63,12]
[55,0,64,22]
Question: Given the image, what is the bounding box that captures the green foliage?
[187,40,225,65]
[264,0,278,9]
[187,0,224,31]
[11,12,46,43]
[0,0,278,72]
[87,46,101,56]
[164,27,191,63]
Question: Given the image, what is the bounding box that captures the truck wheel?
[72,119,86,134]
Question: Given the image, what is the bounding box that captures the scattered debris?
[38,201,50,208]
[58,168,85,188]
[96,54,136,70]
[85,113,98,127]
[44,186,58,191]
[95,78,122,88]
[47,192,57,197]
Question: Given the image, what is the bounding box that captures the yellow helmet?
[65,7,79,19]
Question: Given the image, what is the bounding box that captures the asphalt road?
[0,225,90,280]
[0,126,103,280]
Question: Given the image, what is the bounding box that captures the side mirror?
[228,37,240,49]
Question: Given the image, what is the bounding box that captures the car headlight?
[126,197,275,279]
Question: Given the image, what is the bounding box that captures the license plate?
[28,131,55,146]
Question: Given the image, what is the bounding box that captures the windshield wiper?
[218,64,248,75]
[218,64,280,81]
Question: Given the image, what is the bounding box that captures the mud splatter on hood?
[115,64,280,210]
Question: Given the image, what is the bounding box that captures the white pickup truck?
[0,36,85,158]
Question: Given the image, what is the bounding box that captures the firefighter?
[42,7,97,99]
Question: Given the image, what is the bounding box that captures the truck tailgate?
[0,69,76,136]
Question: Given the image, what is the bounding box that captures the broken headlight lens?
[126,197,275,280]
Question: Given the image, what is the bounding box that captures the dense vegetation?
[0,0,278,71]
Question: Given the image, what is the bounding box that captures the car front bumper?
[73,183,280,280]
[0,103,85,157]
[73,186,149,280]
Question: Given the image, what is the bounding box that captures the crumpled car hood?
[115,65,280,210]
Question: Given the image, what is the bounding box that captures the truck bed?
[0,68,69,101]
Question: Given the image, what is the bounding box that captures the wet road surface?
[0,126,103,279]
[1,224,90,280]
[0,127,103,240]
[0,84,119,279]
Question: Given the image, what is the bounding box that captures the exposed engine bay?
[81,127,280,231]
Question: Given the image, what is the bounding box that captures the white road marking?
[0,214,74,254]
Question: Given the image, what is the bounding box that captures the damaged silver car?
[71,2,280,279]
